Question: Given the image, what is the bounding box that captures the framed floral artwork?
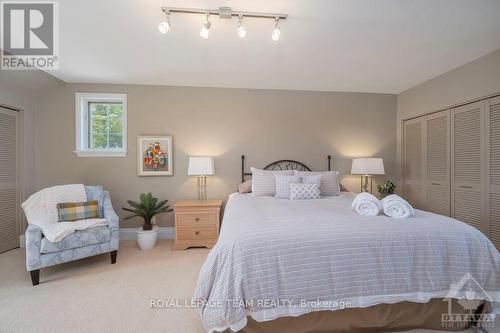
[137,136,173,176]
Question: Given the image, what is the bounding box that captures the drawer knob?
[195,217,200,221]
[195,231,199,235]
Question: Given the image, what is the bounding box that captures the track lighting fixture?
[237,15,247,39]
[272,17,280,41]
[199,13,211,39]
[158,9,170,34]
[158,6,287,41]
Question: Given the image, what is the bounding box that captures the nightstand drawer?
[177,212,217,227]
[177,226,217,240]
[173,200,222,250]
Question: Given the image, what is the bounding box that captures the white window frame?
[75,93,127,157]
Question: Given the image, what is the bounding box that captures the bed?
[193,157,500,333]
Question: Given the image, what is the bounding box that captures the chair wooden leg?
[110,250,117,264]
[30,269,40,286]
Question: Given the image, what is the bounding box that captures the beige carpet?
[0,240,476,333]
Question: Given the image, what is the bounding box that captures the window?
[75,93,127,157]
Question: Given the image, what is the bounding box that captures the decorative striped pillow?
[275,175,301,199]
[290,183,321,200]
[300,174,322,186]
[251,168,294,196]
[57,200,100,222]
[295,171,340,196]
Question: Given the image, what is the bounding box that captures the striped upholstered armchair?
[24,186,119,285]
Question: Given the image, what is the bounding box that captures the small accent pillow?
[295,171,340,196]
[290,183,321,200]
[238,180,252,194]
[300,174,322,186]
[251,167,294,196]
[57,200,99,222]
[275,175,301,199]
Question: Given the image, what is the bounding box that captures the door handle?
[459,185,473,189]
[431,183,441,186]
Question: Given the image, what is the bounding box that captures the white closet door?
[0,107,19,253]
[403,117,425,209]
[487,96,500,250]
[451,101,485,232]
[425,110,451,216]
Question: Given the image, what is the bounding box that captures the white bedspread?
[193,193,500,333]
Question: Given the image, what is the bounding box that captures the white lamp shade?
[188,157,215,176]
[351,158,385,175]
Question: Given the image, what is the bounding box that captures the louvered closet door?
[487,96,500,250]
[0,107,19,253]
[451,101,486,233]
[403,117,425,209]
[425,110,451,216]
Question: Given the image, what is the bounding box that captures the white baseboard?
[119,227,175,240]
[18,227,174,247]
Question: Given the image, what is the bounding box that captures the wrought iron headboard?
[241,155,332,182]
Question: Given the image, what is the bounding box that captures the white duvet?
[193,193,500,333]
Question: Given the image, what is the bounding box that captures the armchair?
[25,189,119,285]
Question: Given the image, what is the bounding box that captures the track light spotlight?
[158,10,170,34]
[200,13,211,39]
[157,7,288,41]
[237,15,247,39]
[272,17,280,41]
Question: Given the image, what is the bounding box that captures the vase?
[136,225,159,250]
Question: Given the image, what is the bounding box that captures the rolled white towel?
[381,194,415,219]
[351,192,381,216]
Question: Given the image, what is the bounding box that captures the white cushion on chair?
[40,226,110,254]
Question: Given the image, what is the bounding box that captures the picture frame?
[137,136,173,176]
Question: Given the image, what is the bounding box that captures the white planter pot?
[136,225,159,250]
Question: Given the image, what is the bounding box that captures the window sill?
[74,150,127,157]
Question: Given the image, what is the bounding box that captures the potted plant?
[377,180,396,198]
[122,193,172,250]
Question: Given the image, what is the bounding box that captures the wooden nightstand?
[173,200,222,250]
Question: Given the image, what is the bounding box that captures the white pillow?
[251,168,294,196]
[290,183,321,200]
[275,175,301,199]
[295,170,340,196]
[300,174,322,186]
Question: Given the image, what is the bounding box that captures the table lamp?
[188,157,215,200]
[351,158,385,193]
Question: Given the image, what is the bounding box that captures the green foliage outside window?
[88,102,123,149]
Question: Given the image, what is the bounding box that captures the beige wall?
[396,48,500,181]
[36,84,396,228]
[0,70,63,231]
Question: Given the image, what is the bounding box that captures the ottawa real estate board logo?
[1,1,59,70]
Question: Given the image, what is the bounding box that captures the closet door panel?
[451,101,485,232]
[403,117,425,209]
[425,110,450,216]
[487,96,500,250]
[0,107,19,253]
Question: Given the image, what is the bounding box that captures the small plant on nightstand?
[123,193,172,250]
[377,180,396,198]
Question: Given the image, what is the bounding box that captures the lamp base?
[197,175,207,200]
[360,175,373,194]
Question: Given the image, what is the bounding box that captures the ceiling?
[49,0,500,93]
